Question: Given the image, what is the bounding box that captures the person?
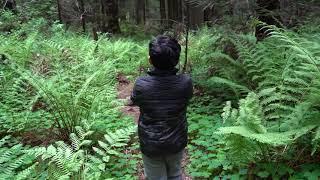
[130,35,193,180]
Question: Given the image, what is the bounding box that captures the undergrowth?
[0,17,144,178]
[1,12,320,179]
[187,22,320,178]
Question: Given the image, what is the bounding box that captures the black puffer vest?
[131,68,193,157]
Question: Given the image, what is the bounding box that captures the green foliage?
[0,136,37,179]
[29,126,95,179]
[2,10,320,179]
[25,125,136,179]
[216,25,320,177]
[94,126,136,157]
[1,19,142,178]
[17,0,57,21]
[0,24,146,134]
[94,126,139,179]
[187,98,234,179]
[12,57,116,135]
[189,27,250,102]
[0,11,21,32]
[187,22,320,178]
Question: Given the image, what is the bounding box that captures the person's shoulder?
[134,75,151,86]
[136,75,150,82]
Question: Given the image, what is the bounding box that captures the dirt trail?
[117,74,192,180]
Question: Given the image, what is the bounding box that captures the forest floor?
[117,74,192,180]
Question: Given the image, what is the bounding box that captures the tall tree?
[3,0,16,13]
[144,0,149,23]
[135,0,145,24]
[168,0,183,24]
[231,0,251,18]
[79,0,86,32]
[279,0,296,27]
[104,0,121,33]
[160,0,167,26]
[56,0,63,23]
[159,0,184,29]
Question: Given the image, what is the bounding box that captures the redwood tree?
[3,0,17,13]
[56,0,62,23]
[105,0,121,33]
[79,0,86,32]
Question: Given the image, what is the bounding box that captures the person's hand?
[125,96,134,106]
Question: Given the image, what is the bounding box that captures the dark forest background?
[2,0,320,36]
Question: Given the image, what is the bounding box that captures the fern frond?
[15,162,38,180]
[207,77,250,93]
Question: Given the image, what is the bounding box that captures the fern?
[27,126,93,179]
[207,76,250,94]
[218,93,318,164]
[7,42,117,134]
[93,125,137,160]
[0,136,37,179]
[26,125,136,179]
[187,25,320,175]
[215,23,320,167]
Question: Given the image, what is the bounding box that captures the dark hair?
[149,35,181,70]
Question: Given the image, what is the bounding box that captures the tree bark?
[160,0,166,26]
[279,0,296,27]
[189,4,204,29]
[99,0,106,31]
[144,0,148,23]
[3,0,17,13]
[57,0,63,23]
[143,0,146,24]
[105,0,121,34]
[232,0,250,17]
[135,0,145,24]
[181,0,185,24]
[79,0,86,32]
[182,2,190,73]
[167,0,182,24]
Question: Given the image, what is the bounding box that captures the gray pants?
[142,150,184,180]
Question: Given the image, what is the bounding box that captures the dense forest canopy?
[0,0,320,179]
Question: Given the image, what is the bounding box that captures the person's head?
[149,35,181,70]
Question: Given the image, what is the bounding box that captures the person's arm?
[128,79,142,106]
[187,77,193,101]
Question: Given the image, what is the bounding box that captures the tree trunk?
[143,0,146,24]
[181,0,185,24]
[3,0,17,13]
[160,0,167,26]
[79,0,86,32]
[189,4,204,29]
[158,0,183,29]
[167,0,182,24]
[182,2,190,73]
[135,0,145,24]
[279,0,296,27]
[57,0,63,23]
[232,0,250,18]
[105,0,121,34]
[144,0,148,23]
[99,0,106,31]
